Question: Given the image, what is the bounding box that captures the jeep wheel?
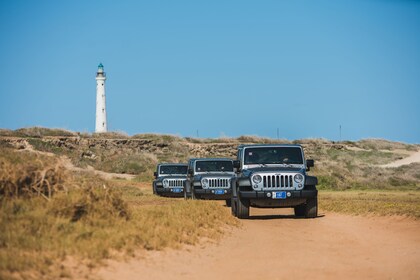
[294,205,306,217]
[304,197,318,218]
[225,199,231,207]
[231,197,237,216]
[183,189,191,200]
[236,196,250,219]
[191,189,196,200]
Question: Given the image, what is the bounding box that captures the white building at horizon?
[95,63,107,133]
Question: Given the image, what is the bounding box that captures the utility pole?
[339,125,342,142]
[196,129,199,138]
[277,128,279,140]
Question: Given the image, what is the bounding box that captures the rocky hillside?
[1,128,419,190]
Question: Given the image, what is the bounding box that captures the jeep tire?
[294,204,306,217]
[183,189,191,200]
[225,199,231,207]
[304,197,318,218]
[236,196,250,219]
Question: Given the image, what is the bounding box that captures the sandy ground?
[97,208,420,280]
[381,150,420,168]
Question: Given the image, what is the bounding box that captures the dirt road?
[381,150,420,168]
[98,208,420,280]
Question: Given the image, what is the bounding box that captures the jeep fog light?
[287,192,291,197]
[252,175,262,184]
[294,174,304,183]
[267,192,272,198]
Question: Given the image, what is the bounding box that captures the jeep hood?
[194,173,235,180]
[157,175,187,181]
[244,167,305,174]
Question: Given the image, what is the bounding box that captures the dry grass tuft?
[320,190,420,219]
[355,138,418,151]
[12,127,76,137]
[0,148,67,200]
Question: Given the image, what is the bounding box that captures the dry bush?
[0,175,238,280]
[0,129,14,136]
[356,138,416,151]
[13,127,76,137]
[95,152,158,175]
[236,135,288,144]
[0,148,67,200]
[295,138,331,145]
[132,133,186,143]
[90,131,130,139]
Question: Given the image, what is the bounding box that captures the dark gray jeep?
[184,158,235,202]
[231,144,318,219]
[153,163,188,197]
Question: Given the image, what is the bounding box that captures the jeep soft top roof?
[237,144,302,149]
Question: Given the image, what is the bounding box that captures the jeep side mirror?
[306,159,314,170]
[153,171,158,178]
[233,160,240,171]
[188,169,194,175]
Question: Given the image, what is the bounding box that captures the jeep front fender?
[305,176,318,186]
[184,180,191,193]
[238,178,251,187]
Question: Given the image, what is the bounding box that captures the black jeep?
[184,158,235,203]
[231,144,318,219]
[153,163,188,197]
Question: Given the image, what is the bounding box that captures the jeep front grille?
[208,178,230,189]
[263,175,293,189]
[166,179,185,188]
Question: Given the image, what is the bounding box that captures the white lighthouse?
[95,63,107,133]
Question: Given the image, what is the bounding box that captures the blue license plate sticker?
[215,189,225,195]
[272,191,286,199]
[171,188,182,193]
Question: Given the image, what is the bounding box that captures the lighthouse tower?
[95,63,107,133]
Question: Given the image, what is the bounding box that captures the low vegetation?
[319,190,420,219]
[2,127,419,192]
[0,147,238,280]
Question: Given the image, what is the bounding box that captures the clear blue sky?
[0,1,419,143]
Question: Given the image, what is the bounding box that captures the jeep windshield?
[159,165,188,175]
[195,160,233,172]
[244,147,303,165]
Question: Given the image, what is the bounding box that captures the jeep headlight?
[201,178,209,188]
[252,175,262,184]
[294,174,304,183]
[163,179,169,187]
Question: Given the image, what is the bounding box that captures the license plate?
[171,188,182,193]
[272,191,286,199]
[215,189,225,195]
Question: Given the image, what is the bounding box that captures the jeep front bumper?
[239,189,317,199]
[156,187,184,197]
[194,189,232,200]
